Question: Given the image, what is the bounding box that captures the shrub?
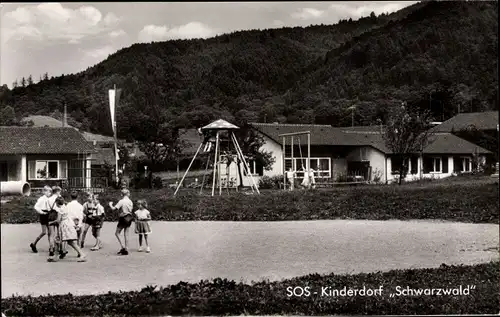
[2,179,497,224]
[153,176,163,189]
[259,175,283,189]
[2,262,498,315]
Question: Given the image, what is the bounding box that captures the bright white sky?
[0,2,416,87]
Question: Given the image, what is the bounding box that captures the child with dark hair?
[46,187,63,260]
[89,195,105,251]
[134,199,152,253]
[66,191,84,245]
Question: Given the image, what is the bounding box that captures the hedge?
[1,181,498,224]
[2,261,498,315]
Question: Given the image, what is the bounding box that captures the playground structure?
[279,131,313,190]
[174,119,260,196]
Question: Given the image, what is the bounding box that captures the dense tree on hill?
[0,1,497,154]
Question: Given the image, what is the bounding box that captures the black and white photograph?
[0,1,498,315]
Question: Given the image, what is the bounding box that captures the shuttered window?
[29,160,67,180]
[59,160,68,179]
[28,161,36,179]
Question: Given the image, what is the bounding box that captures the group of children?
[285,166,316,191]
[30,186,152,262]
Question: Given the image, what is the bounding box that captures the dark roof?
[91,148,115,165]
[250,123,389,152]
[430,111,499,132]
[0,127,95,155]
[82,131,117,143]
[424,133,491,154]
[250,123,335,146]
[250,123,491,155]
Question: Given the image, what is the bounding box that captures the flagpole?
[112,85,119,187]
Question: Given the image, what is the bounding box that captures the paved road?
[1,220,498,298]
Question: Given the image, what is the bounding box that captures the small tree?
[232,123,276,188]
[27,75,33,86]
[135,106,186,188]
[43,72,49,81]
[383,102,434,185]
[12,80,18,88]
[21,77,26,87]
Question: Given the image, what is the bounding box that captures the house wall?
[345,146,387,183]
[331,158,348,181]
[385,154,482,183]
[0,154,26,182]
[260,134,283,178]
[26,154,91,188]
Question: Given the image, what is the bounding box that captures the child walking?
[30,185,52,253]
[134,199,152,253]
[90,195,105,251]
[48,197,87,262]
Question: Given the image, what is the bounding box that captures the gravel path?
[1,220,498,298]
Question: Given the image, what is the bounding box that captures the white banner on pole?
[109,89,116,133]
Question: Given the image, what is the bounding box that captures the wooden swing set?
[279,131,313,190]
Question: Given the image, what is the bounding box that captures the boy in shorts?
[109,189,134,255]
[30,186,52,253]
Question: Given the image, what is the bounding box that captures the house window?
[284,157,331,178]
[460,157,471,172]
[245,159,264,176]
[29,160,68,180]
[391,156,407,175]
[430,157,442,173]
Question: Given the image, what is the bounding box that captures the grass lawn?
[1,175,497,224]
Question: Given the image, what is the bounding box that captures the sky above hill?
[0,2,416,88]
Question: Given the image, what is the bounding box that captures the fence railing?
[62,177,108,190]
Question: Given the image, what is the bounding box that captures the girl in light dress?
[134,199,152,253]
[48,197,87,262]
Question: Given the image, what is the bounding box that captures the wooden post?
[231,132,260,194]
[218,142,222,196]
[174,142,203,196]
[283,136,286,190]
[211,132,220,196]
[308,132,311,185]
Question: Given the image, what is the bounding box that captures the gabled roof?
[424,133,491,154]
[82,131,117,143]
[91,147,115,165]
[430,111,499,132]
[0,127,95,155]
[250,123,491,155]
[250,123,335,146]
[250,123,390,152]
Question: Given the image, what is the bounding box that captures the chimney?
[63,105,68,127]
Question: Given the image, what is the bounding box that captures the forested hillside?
[0,1,497,141]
